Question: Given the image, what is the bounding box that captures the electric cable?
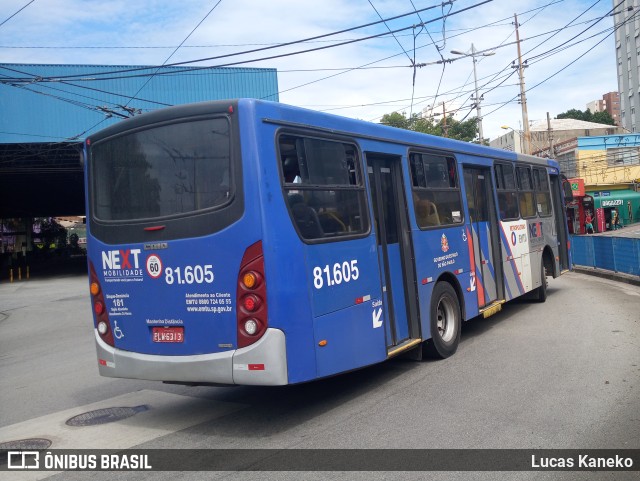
[0,0,36,28]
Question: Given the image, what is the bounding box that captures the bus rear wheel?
[423,282,461,359]
[532,261,547,303]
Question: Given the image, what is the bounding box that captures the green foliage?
[556,108,616,126]
[379,111,480,143]
[34,217,67,250]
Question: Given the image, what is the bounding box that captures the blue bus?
[85,99,571,386]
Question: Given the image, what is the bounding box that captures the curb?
[572,266,640,287]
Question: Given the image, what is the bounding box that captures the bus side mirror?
[561,175,574,202]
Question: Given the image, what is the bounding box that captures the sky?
[0,0,619,142]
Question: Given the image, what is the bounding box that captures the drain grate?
[0,438,52,465]
[66,405,149,426]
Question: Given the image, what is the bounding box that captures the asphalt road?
[0,271,638,480]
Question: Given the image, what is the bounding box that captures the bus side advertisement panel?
[499,220,531,298]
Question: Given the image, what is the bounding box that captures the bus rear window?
[91,118,231,221]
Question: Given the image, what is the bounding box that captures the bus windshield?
[90,117,232,222]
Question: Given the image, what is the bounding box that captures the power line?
[0,64,174,115]
[272,2,574,115]
[367,0,414,63]
[0,0,36,28]
[4,1,453,83]
[1,0,613,143]
[480,2,626,123]
[125,0,224,109]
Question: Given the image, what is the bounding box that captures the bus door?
[366,154,419,351]
[550,174,570,271]
[463,166,503,307]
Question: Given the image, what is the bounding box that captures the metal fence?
[570,235,640,276]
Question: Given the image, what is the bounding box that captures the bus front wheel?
[423,282,461,359]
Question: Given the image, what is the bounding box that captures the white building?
[586,99,605,113]
[489,119,621,155]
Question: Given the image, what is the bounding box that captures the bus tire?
[423,282,461,359]
[533,261,547,303]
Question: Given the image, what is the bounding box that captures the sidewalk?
[572,265,640,287]
[586,221,640,238]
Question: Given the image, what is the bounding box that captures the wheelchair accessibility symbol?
[113,320,125,339]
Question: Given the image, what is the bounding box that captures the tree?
[592,110,616,126]
[380,111,413,130]
[34,218,67,249]
[379,111,480,143]
[556,108,616,126]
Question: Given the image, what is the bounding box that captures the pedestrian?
[584,211,594,234]
[612,209,621,230]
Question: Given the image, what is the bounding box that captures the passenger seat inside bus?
[413,192,440,227]
[288,193,324,239]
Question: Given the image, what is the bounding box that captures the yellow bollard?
[18,267,22,281]
[9,268,13,283]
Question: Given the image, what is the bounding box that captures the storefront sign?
[568,178,585,196]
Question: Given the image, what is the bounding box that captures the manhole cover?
[0,438,52,465]
[66,405,149,426]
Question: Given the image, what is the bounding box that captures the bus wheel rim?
[436,295,456,343]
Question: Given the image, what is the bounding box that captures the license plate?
[152,327,184,343]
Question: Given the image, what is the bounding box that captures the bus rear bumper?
[94,328,288,386]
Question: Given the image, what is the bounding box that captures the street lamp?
[501,125,523,153]
[451,44,495,145]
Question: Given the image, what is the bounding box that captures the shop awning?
[587,189,640,208]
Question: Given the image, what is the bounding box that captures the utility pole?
[514,14,531,155]
[471,45,485,144]
[451,44,495,145]
[442,102,448,137]
[546,112,554,158]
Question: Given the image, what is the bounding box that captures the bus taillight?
[237,241,268,349]
[88,261,115,347]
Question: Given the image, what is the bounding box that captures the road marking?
[0,389,245,480]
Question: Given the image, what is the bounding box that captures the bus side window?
[413,191,440,227]
[533,168,552,216]
[517,166,536,218]
[282,155,300,183]
[409,152,463,228]
[289,193,324,239]
[278,134,368,241]
[495,162,519,220]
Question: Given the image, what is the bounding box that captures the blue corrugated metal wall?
[571,235,640,276]
[0,63,279,143]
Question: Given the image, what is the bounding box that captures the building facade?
[586,99,605,113]
[550,134,640,233]
[587,92,621,126]
[0,63,280,217]
[614,0,640,132]
[603,91,622,126]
